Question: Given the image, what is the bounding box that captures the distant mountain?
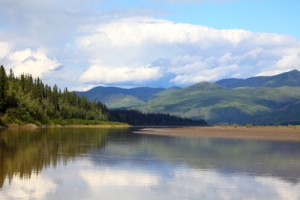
[137,84,300,125]
[77,86,164,108]
[78,70,300,125]
[217,70,300,88]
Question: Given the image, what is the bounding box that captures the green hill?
[217,70,300,88]
[135,83,300,125]
[79,70,300,125]
[77,86,164,108]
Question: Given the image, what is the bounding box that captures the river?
[0,127,299,200]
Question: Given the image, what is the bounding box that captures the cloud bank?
[77,17,300,85]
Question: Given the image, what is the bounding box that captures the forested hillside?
[0,65,207,127]
[0,65,108,125]
[77,86,165,108]
[78,70,300,125]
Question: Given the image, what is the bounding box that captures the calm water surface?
[0,128,300,200]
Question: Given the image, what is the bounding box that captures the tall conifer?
[0,65,7,112]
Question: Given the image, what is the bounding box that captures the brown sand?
[135,127,300,142]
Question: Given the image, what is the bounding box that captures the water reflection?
[0,128,300,200]
[93,132,300,182]
[0,128,127,188]
[78,165,300,200]
[0,174,57,200]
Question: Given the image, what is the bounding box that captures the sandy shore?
[135,126,300,142]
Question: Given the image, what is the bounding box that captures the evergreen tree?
[0,67,111,124]
[0,65,7,112]
[9,68,14,80]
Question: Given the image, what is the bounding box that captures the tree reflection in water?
[0,128,127,188]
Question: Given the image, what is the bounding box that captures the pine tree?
[51,84,59,111]
[0,67,111,124]
[9,68,14,80]
[0,65,7,112]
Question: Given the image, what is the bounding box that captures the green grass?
[51,119,129,126]
[2,118,129,128]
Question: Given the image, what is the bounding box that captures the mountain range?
[77,70,300,125]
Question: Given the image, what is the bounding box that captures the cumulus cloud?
[7,48,60,78]
[76,17,300,85]
[257,47,300,76]
[0,41,60,78]
[80,65,161,84]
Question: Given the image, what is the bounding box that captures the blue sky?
[0,0,300,90]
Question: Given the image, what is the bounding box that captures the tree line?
[109,109,207,126]
[0,65,108,125]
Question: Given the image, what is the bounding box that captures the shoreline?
[135,126,300,142]
[0,123,130,129]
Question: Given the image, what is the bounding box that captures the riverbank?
[0,122,130,129]
[135,126,300,142]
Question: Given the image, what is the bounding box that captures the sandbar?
[135,126,300,142]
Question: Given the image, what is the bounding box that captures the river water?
[0,127,299,200]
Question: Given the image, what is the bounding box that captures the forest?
[109,109,207,126]
[0,65,207,126]
[0,65,108,126]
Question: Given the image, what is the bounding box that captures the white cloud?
[7,48,60,78]
[167,55,239,83]
[257,48,300,76]
[0,45,61,78]
[76,17,300,85]
[80,65,161,84]
[0,175,57,200]
[70,84,98,92]
[77,17,251,48]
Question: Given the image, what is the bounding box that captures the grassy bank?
[0,118,130,129]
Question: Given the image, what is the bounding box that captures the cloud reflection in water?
[0,175,57,200]
[78,161,300,200]
[0,159,299,200]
